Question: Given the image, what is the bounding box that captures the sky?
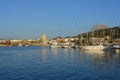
[0,0,120,39]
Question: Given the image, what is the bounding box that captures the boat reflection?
[115,49,120,54]
[80,49,120,71]
[50,48,58,54]
[81,50,105,54]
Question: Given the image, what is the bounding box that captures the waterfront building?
[0,40,11,46]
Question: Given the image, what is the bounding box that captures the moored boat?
[112,44,120,49]
[81,44,109,51]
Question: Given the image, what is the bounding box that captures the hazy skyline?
[0,0,120,39]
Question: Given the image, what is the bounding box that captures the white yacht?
[112,44,120,49]
[81,44,109,51]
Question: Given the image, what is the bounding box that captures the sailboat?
[112,27,120,49]
[81,29,109,51]
[81,44,108,51]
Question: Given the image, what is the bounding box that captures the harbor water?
[0,46,120,80]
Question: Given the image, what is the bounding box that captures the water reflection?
[40,47,47,63]
[81,50,105,54]
[62,48,71,54]
[81,50,120,70]
[80,50,106,64]
[115,49,120,54]
[50,48,58,54]
[0,47,119,80]
[41,47,46,56]
[82,50,119,61]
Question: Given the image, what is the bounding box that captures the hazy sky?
[0,0,120,39]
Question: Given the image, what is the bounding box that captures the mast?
[91,29,94,45]
[86,32,89,45]
[111,27,113,44]
[80,34,83,46]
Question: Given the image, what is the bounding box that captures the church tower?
[41,34,47,42]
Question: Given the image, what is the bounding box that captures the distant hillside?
[77,26,120,39]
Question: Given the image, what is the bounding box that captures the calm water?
[0,46,120,80]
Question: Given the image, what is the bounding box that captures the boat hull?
[81,45,109,51]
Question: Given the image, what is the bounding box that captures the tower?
[41,34,47,42]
